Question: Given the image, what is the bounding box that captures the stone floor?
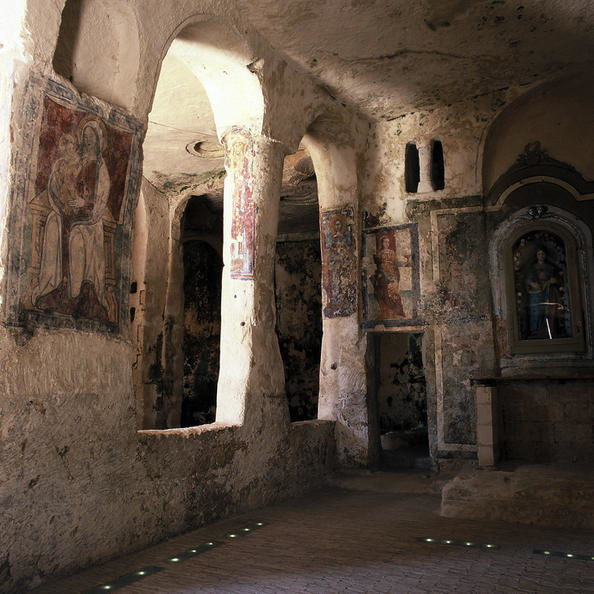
[32,471,594,594]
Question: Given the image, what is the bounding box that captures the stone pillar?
[417,141,433,193]
[216,129,287,427]
[476,383,500,467]
[305,138,368,466]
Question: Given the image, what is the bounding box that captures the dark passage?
[275,239,322,421]
[181,240,222,426]
[180,195,223,427]
[372,332,429,469]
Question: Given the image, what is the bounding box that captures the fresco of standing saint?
[362,224,419,328]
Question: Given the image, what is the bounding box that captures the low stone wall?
[441,464,594,530]
[0,330,336,594]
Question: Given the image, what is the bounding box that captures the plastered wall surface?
[361,74,594,460]
[501,379,594,464]
[0,322,334,591]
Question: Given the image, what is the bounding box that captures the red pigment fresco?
[362,225,417,326]
[369,230,409,319]
[227,130,255,280]
[26,95,133,324]
[321,206,357,318]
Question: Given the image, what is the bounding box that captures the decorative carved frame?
[487,143,594,364]
[491,205,592,359]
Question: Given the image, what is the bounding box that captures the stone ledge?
[441,464,594,530]
[137,422,238,439]
[289,419,335,429]
[472,375,594,386]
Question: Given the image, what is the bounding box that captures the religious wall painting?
[362,224,420,328]
[512,230,571,340]
[5,78,143,333]
[225,129,255,280]
[321,206,357,318]
[506,224,585,353]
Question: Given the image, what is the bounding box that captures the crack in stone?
[332,49,491,64]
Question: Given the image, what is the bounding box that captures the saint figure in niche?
[371,233,405,319]
[513,231,572,340]
[525,246,562,338]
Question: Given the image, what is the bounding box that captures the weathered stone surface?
[499,379,594,464]
[441,464,594,530]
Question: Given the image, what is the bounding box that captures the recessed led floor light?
[534,549,594,561]
[83,566,163,593]
[417,538,500,550]
[165,541,225,564]
[225,521,268,540]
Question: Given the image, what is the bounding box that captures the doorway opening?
[274,145,322,421]
[180,196,223,427]
[371,332,429,469]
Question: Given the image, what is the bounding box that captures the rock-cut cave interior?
[2,1,594,592]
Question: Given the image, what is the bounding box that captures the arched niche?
[136,15,265,429]
[275,144,322,422]
[181,236,222,427]
[482,73,594,194]
[490,199,593,363]
[52,0,140,110]
[157,18,265,140]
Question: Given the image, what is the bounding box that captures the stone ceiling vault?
[143,0,594,211]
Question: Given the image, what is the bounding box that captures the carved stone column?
[417,141,433,193]
[216,129,287,427]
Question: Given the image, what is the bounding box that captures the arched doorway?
[275,145,322,421]
[180,197,223,426]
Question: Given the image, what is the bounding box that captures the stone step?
[441,463,594,530]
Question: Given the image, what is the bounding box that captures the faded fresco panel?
[5,77,143,333]
[362,224,420,327]
[226,129,255,280]
[321,206,356,318]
